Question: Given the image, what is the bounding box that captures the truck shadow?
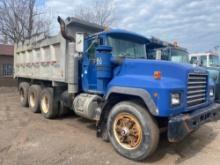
[60,114,218,163]
[77,117,97,130]
[144,125,217,164]
[64,114,97,130]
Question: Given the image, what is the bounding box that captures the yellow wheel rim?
[113,112,143,150]
[41,96,49,114]
[29,92,35,108]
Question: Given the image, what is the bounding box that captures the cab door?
[82,37,99,92]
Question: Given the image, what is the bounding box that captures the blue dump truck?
[14,17,220,161]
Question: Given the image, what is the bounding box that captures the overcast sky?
[45,0,220,53]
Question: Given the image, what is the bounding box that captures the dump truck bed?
[14,34,68,82]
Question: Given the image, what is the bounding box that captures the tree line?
[0,0,115,44]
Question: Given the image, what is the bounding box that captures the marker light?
[154,71,161,80]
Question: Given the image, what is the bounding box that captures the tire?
[40,88,59,119]
[19,82,30,107]
[107,101,159,161]
[28,85,42,113]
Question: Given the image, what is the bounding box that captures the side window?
[190,56,197,64]
[161,49,169,60]
[200,56,207,67]
[147,50,156,59]
[87,41,97,59]
[87,38,101,60]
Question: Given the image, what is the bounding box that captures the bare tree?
[0,0,51,43]
[74,0,115,26]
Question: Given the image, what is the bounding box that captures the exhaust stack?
[57,16,75,42]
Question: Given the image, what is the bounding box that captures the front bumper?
[168,103,220,142]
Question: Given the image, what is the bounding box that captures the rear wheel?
[107,101,159,161]
[28,85,42,113]
[19,82,30,107]
[40,88,59,119]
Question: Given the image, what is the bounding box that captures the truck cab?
[79,28,219,155]
[189,52,220,102]
[82,30,148,93]
[14,17,220,161]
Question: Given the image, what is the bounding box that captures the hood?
[110,59,211,116]
[119,59,207,79]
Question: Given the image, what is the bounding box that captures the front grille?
[187,73,208,108]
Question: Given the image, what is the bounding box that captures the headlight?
[171,93,181,106]
[209,88,214,97]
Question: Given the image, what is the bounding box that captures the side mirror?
[75,33,84,53]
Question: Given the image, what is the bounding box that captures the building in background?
[0,44,16,86]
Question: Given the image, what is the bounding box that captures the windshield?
[107,36,146,59]
[200,56,207,66]
[170,48,189,63]
[147,48,169,60]
[209,55,219,67]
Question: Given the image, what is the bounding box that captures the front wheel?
[107,101,159,161]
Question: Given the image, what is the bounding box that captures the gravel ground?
[1,87,220,165]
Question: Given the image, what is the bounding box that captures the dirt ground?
[1,87,220,165]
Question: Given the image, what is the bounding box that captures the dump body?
[14,17,104,93]
[14,34,68,82]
